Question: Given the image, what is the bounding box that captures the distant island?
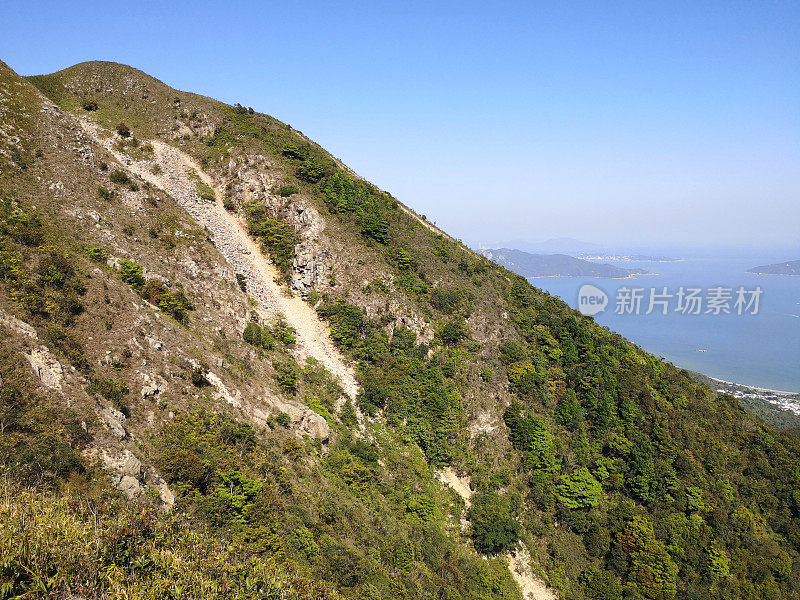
[579,253,680,263]
[481,248,651,278]
[748,259,800,276]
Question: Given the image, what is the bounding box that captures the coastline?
[708,376,798,397]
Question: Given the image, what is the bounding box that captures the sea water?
[530,254,800,393]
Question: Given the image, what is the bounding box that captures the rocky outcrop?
[25,346,64,390]
[0,309,37,339]
[99,449,175,507]
[291,244,328,296]
[102,406,127,439]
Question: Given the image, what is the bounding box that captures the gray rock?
[118,475,141,497]
[26,346,64,389]
[103,406,127,439]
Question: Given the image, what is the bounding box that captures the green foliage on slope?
[493,273,800,599]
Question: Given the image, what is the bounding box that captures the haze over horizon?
[2,1,797,248]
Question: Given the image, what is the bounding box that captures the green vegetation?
[109,169,139,191]
[0,201,86,333]
[320,173,390,244]
[491,273,800,599]
[244,201,298,275]
[87,376,130,415]
[86,247,108,262]
[117,259,193,322]
[141,279,193,323]
[97,185,113,200]
[0,486,340,600]
[468,491,521,555]
[279,184,299,197]
[273,360,298,393]
[189,168,216,201]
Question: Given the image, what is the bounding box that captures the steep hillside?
[0,59,798,600]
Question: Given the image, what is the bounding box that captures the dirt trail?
[507,545,557,600]
[80,120,359,399]
[436,467,556,600]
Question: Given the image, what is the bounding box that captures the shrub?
[556,467,602,509]
[141,279,193,322]
[195,179,215,202]
[88,377,130,415]
[223,197,236,211]
[86,248,108,263]
[118,259,145,289]
[191,367,209,387]
[97,185,113,201]
[243,321,276,350]
[499,340,527,365]
[116,123,131,138]
[272,317,296,345]
[278,184,299,197]
[319,173,390,244]
[245,202,298,274]
[243,321,262,345]
[430,287,462,314]
[317,300,365,349]
[276,412,291,427]
[260,327,275,350]
[81,98,98,111]
[109,170,131,186]
[236,273,247,291]
[1,210,45,246]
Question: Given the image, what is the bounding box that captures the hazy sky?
[2,1,798,248]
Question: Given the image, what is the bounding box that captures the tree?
[617,516,678,600]
[556,389,584,430]
[556,467,602,509]
[468,491,520,555]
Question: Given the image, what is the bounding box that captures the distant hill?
[748,259,800,275]
[480,237,603,255]
[481,248,648,278]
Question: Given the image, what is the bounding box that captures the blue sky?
[1,1,798,249]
